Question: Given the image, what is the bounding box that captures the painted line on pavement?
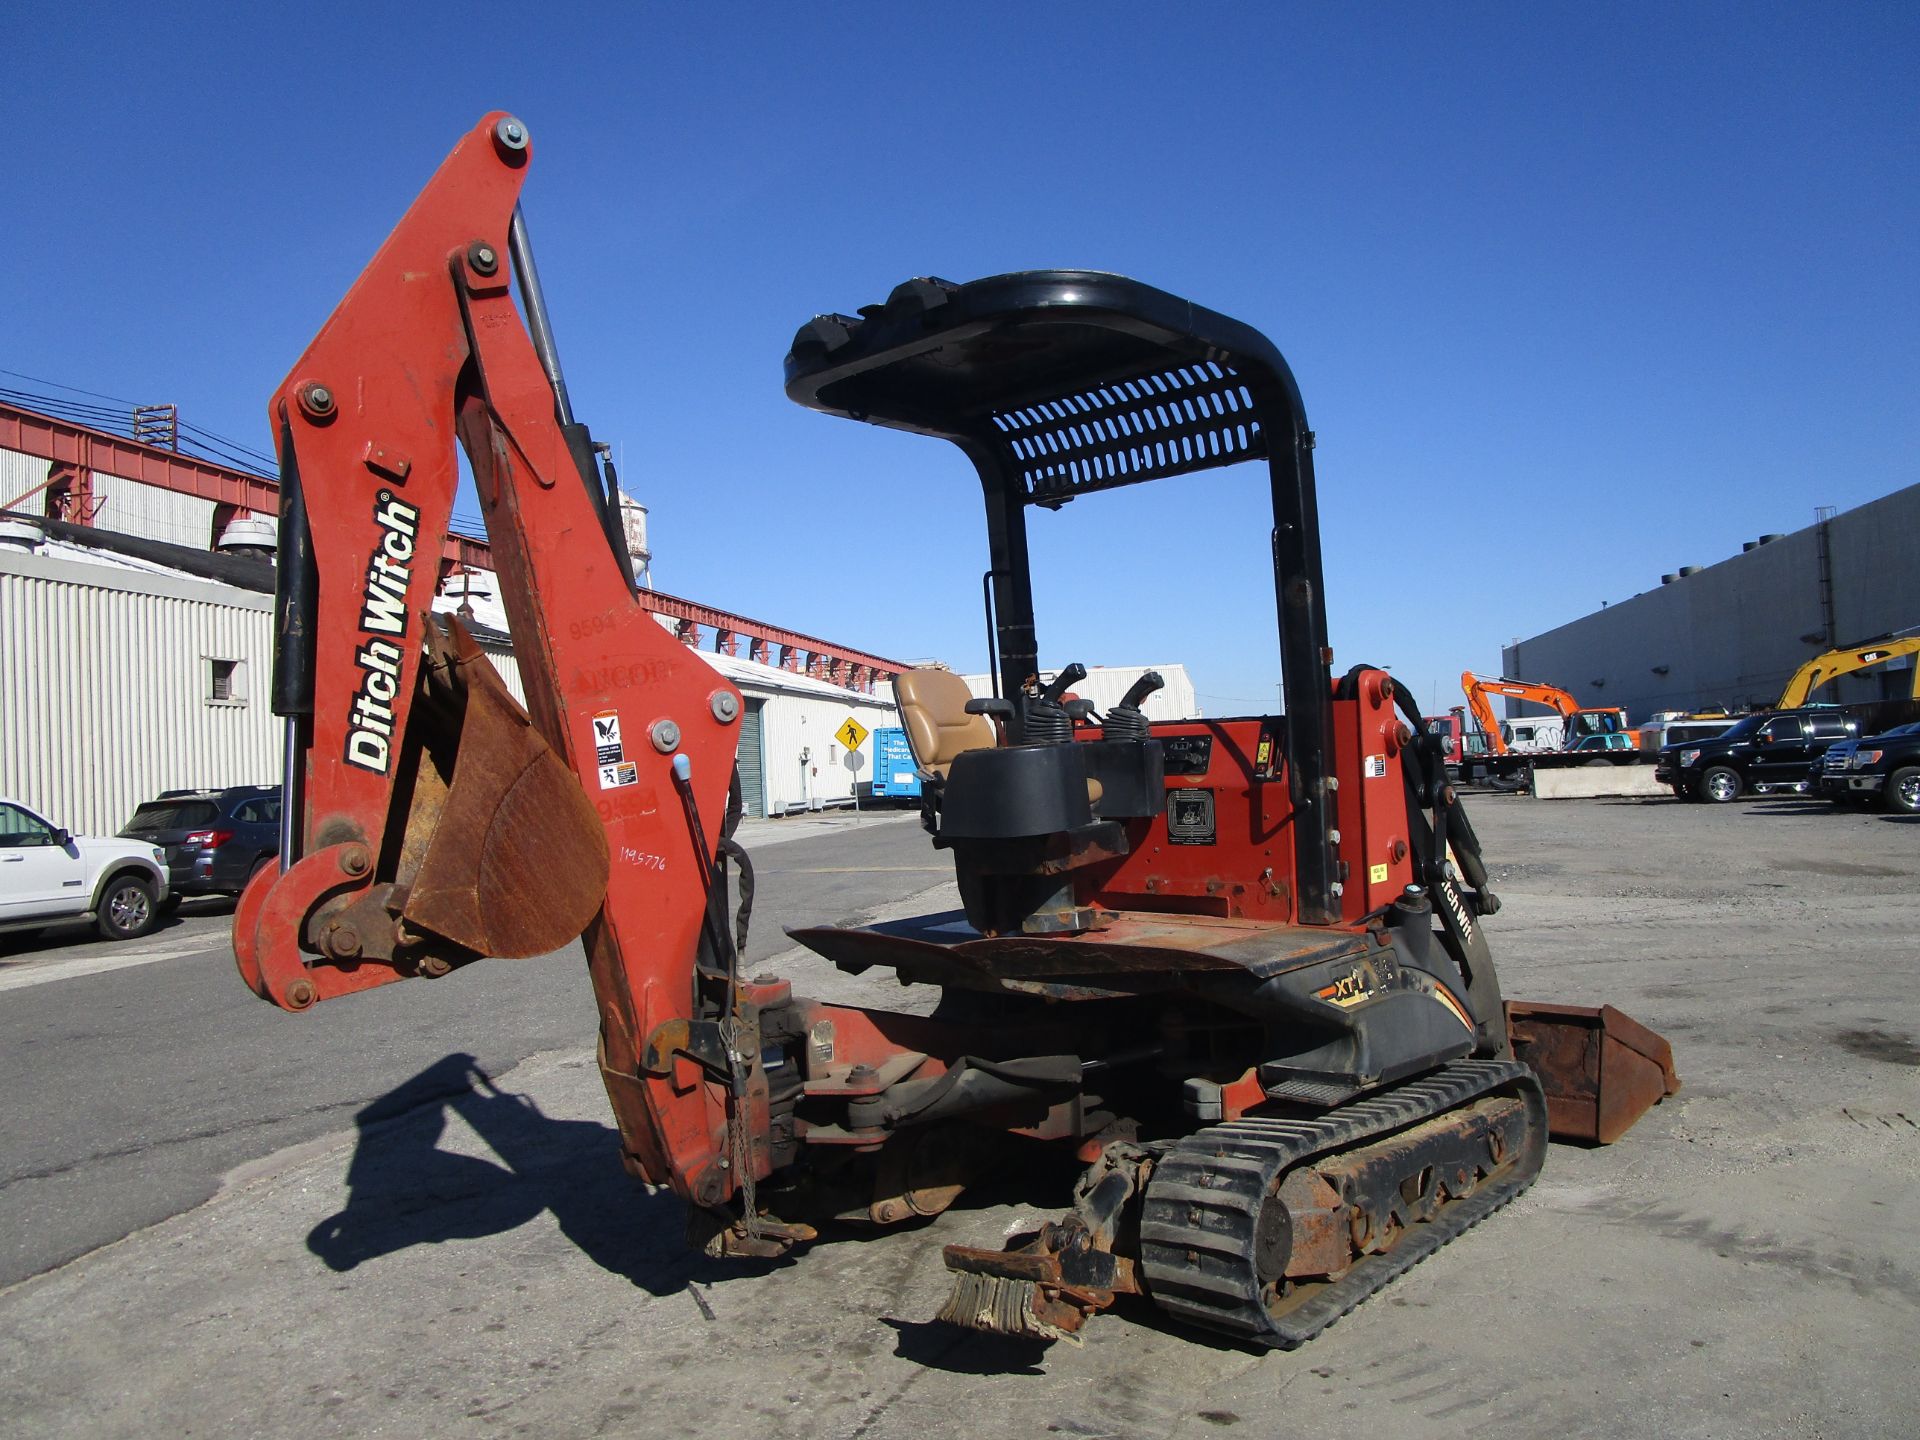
[0,932,227,993]
[765,866,950,874]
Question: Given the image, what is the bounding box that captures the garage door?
[735,698,766,818]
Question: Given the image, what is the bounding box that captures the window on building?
[208,658,243,705]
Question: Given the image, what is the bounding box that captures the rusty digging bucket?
[397,615,610,960]
[1506,1001,1681,1144]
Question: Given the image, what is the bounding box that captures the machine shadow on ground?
[307,1052,724,1298]
[306,1052,1124,1337]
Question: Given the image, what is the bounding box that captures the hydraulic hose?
[717,836,754,956]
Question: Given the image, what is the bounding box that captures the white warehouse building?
[444,571,897,819]
[0,529,526,836]
[0,427,902,834]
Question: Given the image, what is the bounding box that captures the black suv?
[1834,721,1920,813]
[1656,709,1857,803]
[119,786,281,897]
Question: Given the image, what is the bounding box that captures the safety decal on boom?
[592,711,638,789]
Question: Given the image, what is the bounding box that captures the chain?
[724,1014,762,1242]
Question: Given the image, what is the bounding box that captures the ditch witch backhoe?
[235,114,1677,1348]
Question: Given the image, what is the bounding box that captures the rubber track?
[1137,1059,1545,1348]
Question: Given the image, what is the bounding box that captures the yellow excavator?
[1774,630,1920,708]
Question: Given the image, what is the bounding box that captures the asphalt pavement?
[0,809,930,1288]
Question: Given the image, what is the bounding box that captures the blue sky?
[8,3,1915,717]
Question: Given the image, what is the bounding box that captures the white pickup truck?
[0,798,171,942]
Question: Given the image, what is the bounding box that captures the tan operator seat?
[894,669,995,780]
[892,668,1103,806]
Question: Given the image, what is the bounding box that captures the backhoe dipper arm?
[232,114,743,1204]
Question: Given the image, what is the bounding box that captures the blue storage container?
[869,727,923,798]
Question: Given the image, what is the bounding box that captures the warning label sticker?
[1364,754,1387,779]
[592,711,624,767]
[1369,862,1390,884]
[1167,788,1216,846]
[598,760,638,790]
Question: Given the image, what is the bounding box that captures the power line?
[0,381,276,477]
[0,366,141,407]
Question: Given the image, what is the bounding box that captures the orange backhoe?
[232,114,1677,1349]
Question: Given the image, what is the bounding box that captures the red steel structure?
[0,396,903,691]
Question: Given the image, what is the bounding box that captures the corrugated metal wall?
[0,554,534,838]
[479,645,526,704]
[1,449,48,511]
[0,540,891,836]
[0,552,280,835]
[92,476,217,550]
[0,453,216,545]
[756,688,899,814]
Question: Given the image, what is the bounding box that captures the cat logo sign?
[835,715,870,751]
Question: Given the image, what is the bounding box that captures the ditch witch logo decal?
[344,491,421,774]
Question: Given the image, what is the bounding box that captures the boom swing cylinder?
[235,112,1678,1349]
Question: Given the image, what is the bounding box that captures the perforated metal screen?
[989,360,1265,509]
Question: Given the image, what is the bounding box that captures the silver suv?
[0,798,171,941]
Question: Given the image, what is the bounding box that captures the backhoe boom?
[233,113,745,1205]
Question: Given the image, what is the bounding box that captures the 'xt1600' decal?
[345,491,421,774]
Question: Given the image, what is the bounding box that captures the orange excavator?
[1460,672,1639,755]
[233,114,1676,1349]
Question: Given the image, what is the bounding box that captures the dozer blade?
[399,617,609,958]
[1506,1001,1680,1144]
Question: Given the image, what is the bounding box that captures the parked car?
[1810,721,1920,804]
[119,785,281,898]
[0,797,170,941]
[1638,717,1737,753]
[1655,708,1858,802]
[1835,721,1920,814]
[1813,734,1869,803]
